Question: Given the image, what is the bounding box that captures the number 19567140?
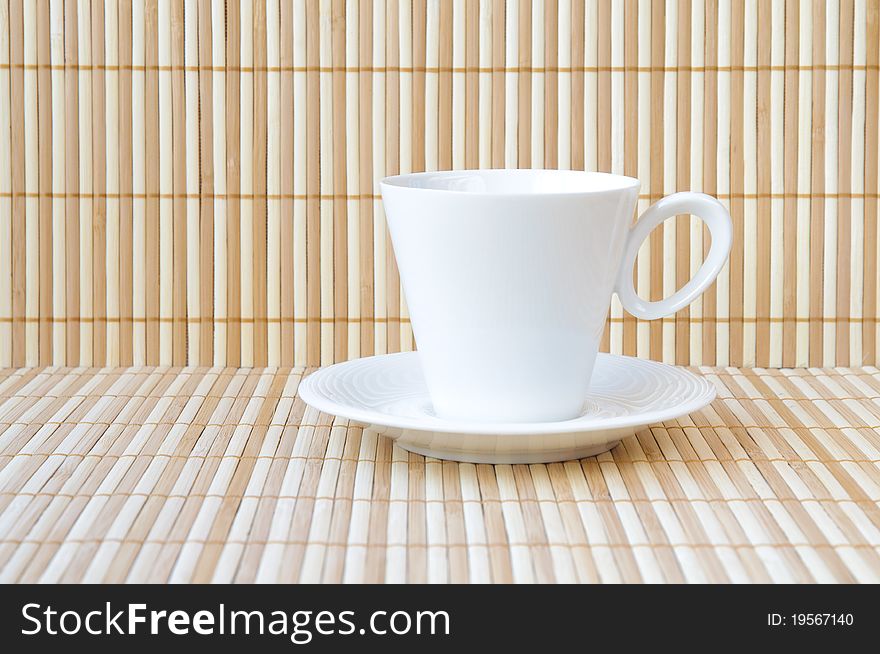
[767,613,854,627]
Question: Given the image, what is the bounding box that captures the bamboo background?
[0,0,878,370]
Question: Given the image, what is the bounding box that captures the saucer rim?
[298,352,716,436]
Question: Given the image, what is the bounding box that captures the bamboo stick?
[197,0,214,366]
[90,0,106,367]
[9,0,25,368]
[49,0,65,365]
[105,0,120,366]
[319,0,335,364]
[211,0,227,365]
[267,0,281,365]
[36,0,52,366]
[77,0,93,365]
[185,0,200,364]
[0,2,13,369]
[293,0,307,365]
[239,0,254,366]
[372,0,387,356]
[252,0,268,365]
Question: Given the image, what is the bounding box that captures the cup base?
[430,404,587,424]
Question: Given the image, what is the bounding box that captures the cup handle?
[615,192,733,320]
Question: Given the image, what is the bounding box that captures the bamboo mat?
[1,1,879,370]
[0,365,880,583]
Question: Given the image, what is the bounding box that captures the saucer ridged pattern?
[300,352,716,436]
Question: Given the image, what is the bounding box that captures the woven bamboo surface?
[0,365,879,583]
[1,1,879,370]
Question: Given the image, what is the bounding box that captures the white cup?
[380,169,732,423]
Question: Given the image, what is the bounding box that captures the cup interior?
[381,169,640,195]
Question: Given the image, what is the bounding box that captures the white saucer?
[298,352,716,464]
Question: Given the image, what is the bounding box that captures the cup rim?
[380,168,641,197]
